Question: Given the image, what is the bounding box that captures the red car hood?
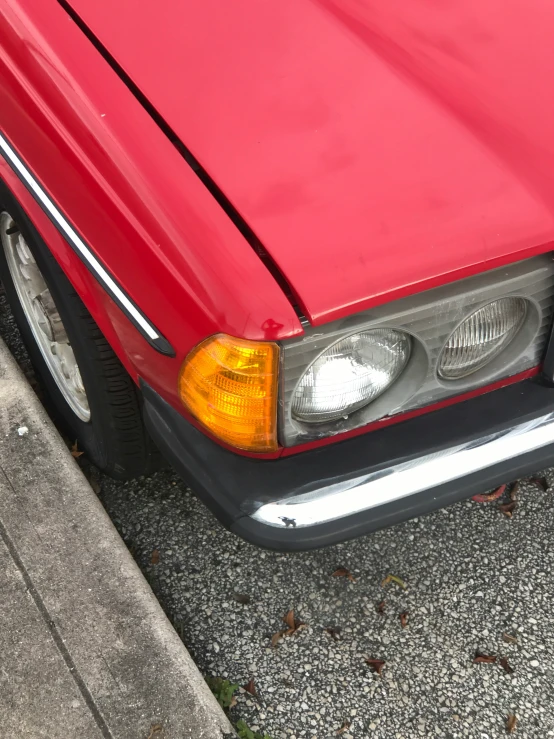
[66,0,554,325]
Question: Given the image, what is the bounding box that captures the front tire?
[0,185,160,479]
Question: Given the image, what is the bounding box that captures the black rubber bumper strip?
[141,377,554,551]
[0,132,174,356]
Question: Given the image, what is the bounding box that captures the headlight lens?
[292,329,411,423]
[438,297,527,380]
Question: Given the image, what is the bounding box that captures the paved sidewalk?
[0,337,234,739]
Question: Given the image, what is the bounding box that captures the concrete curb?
[0,337,235,738]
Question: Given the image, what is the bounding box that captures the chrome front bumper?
[253,411,554,529]
[143,378,554,551]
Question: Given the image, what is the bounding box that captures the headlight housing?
[438,297,527,380]
[292,329,411,423]
[179,258,547,452]
[281,257,548,448]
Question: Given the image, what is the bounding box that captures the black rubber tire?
[0,182,161,479]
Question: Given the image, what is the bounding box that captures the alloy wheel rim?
[0,211,91,422]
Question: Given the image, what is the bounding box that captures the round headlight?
[292,329,411,423]
[438,297,527,380]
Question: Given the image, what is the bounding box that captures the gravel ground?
[2,292,554,739]
[95,473,554,739]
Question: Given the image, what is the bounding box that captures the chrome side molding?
[0,132,174,356]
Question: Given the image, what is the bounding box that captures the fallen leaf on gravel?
[376,600,386,615]
[364,657,386,675]
[232,593,251,605]
[270,630,286,648]
[243,678,258,697]
[282,609,306,633]
[284,609,295,631]
[499,501,517,518]
[150,549,160,565]
[399,611,409,628]
[473,652,497,664]
[332,567,356,582]
[336,720,351,735]
[472,484,506,503]
[324,626,342,641]
[502,633,518,645]
[272,610,306,646]
[510,482,520,501]
[500,656,514,674]
[71,440,84,458]
[147,724,163,739]
[506,713,518,733]
[381,574,407,590]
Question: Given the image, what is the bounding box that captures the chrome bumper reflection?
[252,413,554,528]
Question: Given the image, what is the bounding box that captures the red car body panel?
[64,0,554,324]
[1,0,554,462]
[0,0,303,413]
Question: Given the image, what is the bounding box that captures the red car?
[2,0,554,550]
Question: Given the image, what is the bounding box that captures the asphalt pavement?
[2,291,554,739]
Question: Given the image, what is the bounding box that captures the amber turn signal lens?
[178,334,279,452]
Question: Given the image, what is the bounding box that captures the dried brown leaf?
[381,574,407,590]
[502,632,518,645]
[270,630,285,648]
[273,610,306,646]
[510,482,520,501]
[147,725,163,739]
[499,501,517,518]
[399,611,409,628]
[472,484,506,503]
[365,657,386,675]
[336,720,351,735]
[70,440,84,458]
[150,549,160,565]
[283,609,295,631]
[376,600,386,615]
[324,626,342,641]
[243,678,257,697]
[529,476,548,492]
[332,567,356,583]
[506,714,518,733]
[500,656,514,674]
[282,609,305,634]
[232,593,251,605]
[473,652,497,664]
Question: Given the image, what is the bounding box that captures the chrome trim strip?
[252,412,554,528]
[0,132,174,356]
